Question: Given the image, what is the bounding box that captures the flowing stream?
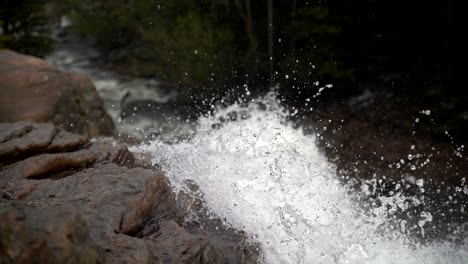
[134,92,468,263]
[46,34,190,141]
[47,36,468,264]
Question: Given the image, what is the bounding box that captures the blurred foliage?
[59,0,466,102]
[279,0,467,102]
[0,0,54,57]
[282,5,354,97]
[62,0,243,98]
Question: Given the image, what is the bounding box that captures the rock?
[119,175,178,236]
[145,220,225,264]
[301,97,468,185]
[0,189,13,200]
[0,123,56,162]
[0,122,88,164]
[0,50,114,137]
[16,150,97,179]
[86,140,136,167]
[298,96,468,241]
[16,163,225,264]
[176,181,262,263]
[0,205,105,264]
[0,122,257,263]
[45,129,89,152]
[0,121,32,143]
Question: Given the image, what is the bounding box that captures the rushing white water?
[134,92,468,264]
[46,34,184,141]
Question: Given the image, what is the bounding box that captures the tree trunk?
[234,0,257,50]
[267,0,274,84]
[2,10,10,35]
[2,20,8,35]
[245,0,256,49]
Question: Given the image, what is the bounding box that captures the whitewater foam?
[134,92,468,263]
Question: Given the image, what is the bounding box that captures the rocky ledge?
[0,122,259,263]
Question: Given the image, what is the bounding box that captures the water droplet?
[416,179,424,187]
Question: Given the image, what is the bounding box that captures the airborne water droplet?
[132,92,467,264]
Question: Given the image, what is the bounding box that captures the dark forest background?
[1,0,467,108]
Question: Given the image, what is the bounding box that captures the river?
[46,34,193,142]
[47,34,468,264]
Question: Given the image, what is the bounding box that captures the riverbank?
[47,34,468,245]
[2,48,467,263]
[0,50,259,263]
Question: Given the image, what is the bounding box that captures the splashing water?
[134,92,468,263]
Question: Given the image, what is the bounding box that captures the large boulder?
[0,50,114,137]
[0,122,258,264]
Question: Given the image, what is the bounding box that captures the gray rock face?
[0,122,259,264]
[0,50,114,137]
[0,205,105,264]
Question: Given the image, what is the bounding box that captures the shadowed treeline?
[1,1,467,106]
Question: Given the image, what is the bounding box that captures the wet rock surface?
[0,122,259,263]
[300,95,468,184]
[0,50,114,137]
[298,95,468,241]
[0,205,105,264]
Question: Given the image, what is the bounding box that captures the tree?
[267,0,274,84]
[0,0,53,57]
[63,0,243,94]
[234,0,256,52]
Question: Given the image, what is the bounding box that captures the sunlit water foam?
[134,92,468,263]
